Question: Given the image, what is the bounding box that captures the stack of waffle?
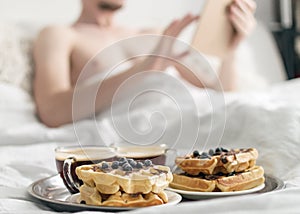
[170,148,265,192]
[75,158,173,207]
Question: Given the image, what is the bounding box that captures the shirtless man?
[34,0,257,127]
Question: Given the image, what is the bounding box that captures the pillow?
[0,22,36,94]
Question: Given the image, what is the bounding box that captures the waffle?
[75,159,173,195]
[169,165,265,192]
[79,184,168,207]
[176,148,258,175]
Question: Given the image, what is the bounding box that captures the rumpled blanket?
[1,78,300,213]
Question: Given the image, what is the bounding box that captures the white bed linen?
[0,1,294,212]
[1,78,300,213]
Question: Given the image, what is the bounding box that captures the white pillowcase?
[0,22,35,93]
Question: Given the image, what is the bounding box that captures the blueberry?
[215,147,222,153]
[118,161,123,166]
[122,163,131,168]
[123,164,133,171]
[215,147,223,155]
[199,152,211,159]
[199,154,210,159]
[144,160,152,167]
[221,147,228,152]
[216,172,224,176]
[129,160,137,168]
[193,150,200,157]
[221,156,228,164]
[201,152,208,156]
[127,159,134,163]
[101,162,109,169]
[111,161,119,169]
[209,149,214,156]
[118,157,126,162]
[127,159,137,166]
[136,162,143,169]
[119,159,128,166]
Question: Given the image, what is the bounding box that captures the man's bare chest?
[70,31,134,84]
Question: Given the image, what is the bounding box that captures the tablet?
[191,0,234,59]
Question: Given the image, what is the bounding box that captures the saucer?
[167,183,265,200]
[166,174,284,200]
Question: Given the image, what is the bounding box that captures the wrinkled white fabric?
[0,18,296,214]
[1,78,300,213]
[0,23,34,93]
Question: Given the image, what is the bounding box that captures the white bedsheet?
[1,79,300,213]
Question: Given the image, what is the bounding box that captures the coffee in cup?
[116,144,177,166]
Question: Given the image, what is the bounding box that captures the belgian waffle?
[79,184,168,207]
[169,165,265,192]
[175,148,258,175]
[76,159,172,195]
[75,158,172,207]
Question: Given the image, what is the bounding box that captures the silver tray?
[27,174,182,212]
[27,174,284,212]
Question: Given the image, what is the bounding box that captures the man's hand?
[228,0,257,50]
[146,14,198,71]
[163,14,199,37]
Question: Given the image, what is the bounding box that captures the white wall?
[0,0,81,26]
[255,0,276,26]
[0,0,278,29]
[0,0,205,28]
[115,0,205,28]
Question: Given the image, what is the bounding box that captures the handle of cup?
[165,148,178,171]
[62,157,80,194]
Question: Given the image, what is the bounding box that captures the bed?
[1,1,300,213]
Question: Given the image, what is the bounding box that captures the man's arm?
[219,0,256,91]
[34,26,75,127]
[175,0,256,91]
[216,0,257,91]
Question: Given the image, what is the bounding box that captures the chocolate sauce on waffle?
[191,147,254,161]
[181,171,239,180]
